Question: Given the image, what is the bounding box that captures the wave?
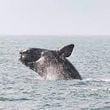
[0,97,30,101]
[83,78,110,82]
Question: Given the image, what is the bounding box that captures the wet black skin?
[19,44,82,80]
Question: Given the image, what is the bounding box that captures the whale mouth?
[19,49,40,69]
[19,56,35,69]
[19,56,29,66]
[19,52,31,65]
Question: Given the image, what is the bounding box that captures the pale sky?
[0,0,110,36]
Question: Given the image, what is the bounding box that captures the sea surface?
[0,36,110,110]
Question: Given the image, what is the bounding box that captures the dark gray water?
[0,36,110,110]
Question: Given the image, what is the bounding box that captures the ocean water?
[0,36,110,110]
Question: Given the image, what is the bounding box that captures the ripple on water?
[0,36,110,110]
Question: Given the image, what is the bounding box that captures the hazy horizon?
[1,35,110,39]
[0,0,110,36]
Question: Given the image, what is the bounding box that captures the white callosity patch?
[36,57,45,65]
[20,49,28,53]
[21,55,25,59]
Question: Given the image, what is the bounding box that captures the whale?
[19,44,82,80]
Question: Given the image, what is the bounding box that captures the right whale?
[19,44,82,80]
